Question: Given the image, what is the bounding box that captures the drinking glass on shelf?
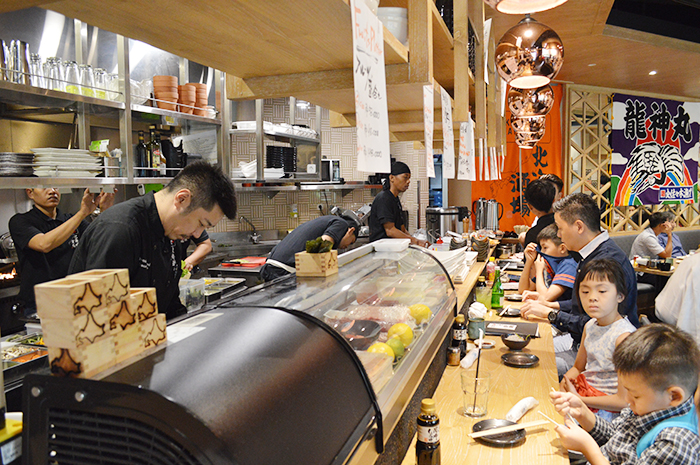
[79,64,95,97]
[93,67,107,99]
[64,60,81,94]
[106,73,120,101]
[45,57,65,91]
[29,53,45,88]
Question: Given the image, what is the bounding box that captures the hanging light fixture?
[510,114,546,133]
[514,131,543,149]
[508,84,554,117]
[484,0,569,14]
[495,15,564,89]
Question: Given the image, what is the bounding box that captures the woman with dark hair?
[368,162,427,246]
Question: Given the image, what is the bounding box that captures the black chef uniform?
[68,192,186,319]
[369,189,405,242]
[9,207,89,310]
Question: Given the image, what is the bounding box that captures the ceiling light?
[508,84,554,117]
[514,131,542,149]
[495,15,564,89]
[484,0,569,14]
[510,114,546,133]
[588,63,596,67]
[649,70,657,75]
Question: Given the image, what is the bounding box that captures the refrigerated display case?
[23,244,457,465]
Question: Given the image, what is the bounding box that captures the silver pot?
[426,206,469,242]
[473,198,488,230]
[486,199,503,231]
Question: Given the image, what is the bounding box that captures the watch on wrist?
[547,310,558,324]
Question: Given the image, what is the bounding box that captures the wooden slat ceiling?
[485,0,700,100]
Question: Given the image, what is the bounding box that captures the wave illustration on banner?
[611,94,699,206]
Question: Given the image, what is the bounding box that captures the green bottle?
[491,269,504,309]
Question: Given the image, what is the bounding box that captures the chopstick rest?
[469,419,550,438]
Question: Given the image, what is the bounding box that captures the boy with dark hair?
[519,224,577,302]
[551,324,700,464]
[540,173,564,201]
[522,179,557,247]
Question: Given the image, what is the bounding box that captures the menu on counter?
[424,83,435,178]
[441,86,455,179]
[351,0,391,174]
[458,118,476,181]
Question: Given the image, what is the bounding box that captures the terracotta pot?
[153,75,178,85]
[157,101,177,111]
[154,91,178,100]
[193,108,207,116]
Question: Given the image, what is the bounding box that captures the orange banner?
[470,83,564,232]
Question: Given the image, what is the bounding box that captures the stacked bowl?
[178,84,196,114]
[153,75,178,111]
[192,83,208,116]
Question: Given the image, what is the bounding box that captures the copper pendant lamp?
[514,131,543,149]
[510,114,546,133]
[484,0,569,14]
[508,84,554,117]
[495,16,564,89]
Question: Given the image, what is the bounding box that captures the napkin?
[468,302,487,319]
[505,397,540,423]
[460,348,479,369]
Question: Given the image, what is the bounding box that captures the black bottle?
[451,314,467,359]
[417,398,441,465]
[135,131,148,177]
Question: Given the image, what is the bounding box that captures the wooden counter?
[400,319,568,465]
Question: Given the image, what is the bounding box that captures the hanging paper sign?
[424,84,435,178]
[481,139,490,180]
[351,0,391,173]
[484,19,492,85]
[610,94,699,206]
[458,119,476,181]
[440,86,455,179]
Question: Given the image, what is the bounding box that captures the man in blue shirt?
[657,216,686,258]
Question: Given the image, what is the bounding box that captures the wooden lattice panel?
[565,86,700,232]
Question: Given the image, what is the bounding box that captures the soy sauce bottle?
[451,314,467,359]
[417,398,441,465]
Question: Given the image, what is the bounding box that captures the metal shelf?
[0,80,125,111]
[131,103,222,126]
[230,128,319,145]
[0,177,130,189]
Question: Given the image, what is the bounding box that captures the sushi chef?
[368,161,427,247]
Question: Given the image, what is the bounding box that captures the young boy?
[519,224,577,303]
[551,324,700,465]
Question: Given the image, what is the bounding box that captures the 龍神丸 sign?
[611,94,700,206]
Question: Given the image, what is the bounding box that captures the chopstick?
[538,411,564,428]
[550,387,576,423]
[469,419,550,438]
[499,306,512,316]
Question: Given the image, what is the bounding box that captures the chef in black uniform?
[69,162,237,320]
[9,187,115,314]
[368,161,427,246]
[261,215,359,282]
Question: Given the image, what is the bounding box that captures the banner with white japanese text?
[441,86,455,179]
[470,84,563,232]
[424,84,435,178]
[610,94,700,206]
[351,0,391,173]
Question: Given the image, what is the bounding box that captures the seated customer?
[551,324,700,464]
[657,217,687,258]
[629,211,675,260]
[655,252,700,347]
[519,224,577,303]
[521,179,556,248]
[261,215,359,282]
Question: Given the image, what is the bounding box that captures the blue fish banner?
[610,94,699,206]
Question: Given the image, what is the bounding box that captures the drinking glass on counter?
[64,60,81,94]
[45,57,65,91]
[461,371,490,417]
[79,64,95,97]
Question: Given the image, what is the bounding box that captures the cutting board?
[221,256,267,267]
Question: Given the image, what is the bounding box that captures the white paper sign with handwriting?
[351,0,391,173]
[458,119,476,181]
[441,86,455,179]
[424,84,435,178]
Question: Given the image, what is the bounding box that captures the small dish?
[501,334,531,350]
[472,419,526,446]
[474,339,495,349]
[501,352,539,367]
[505,294,523,301]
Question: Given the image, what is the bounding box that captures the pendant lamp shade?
[510,114,546,133]
[484,0,569,14]
[495,16,564,89]
[514,131,543,149]
[508,84,554,117]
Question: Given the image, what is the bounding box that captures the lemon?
[386,337,405,361]
[368,342,394,359]
[388,323,414,348]
[409,304,432,324]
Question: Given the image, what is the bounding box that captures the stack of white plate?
[31,148,103,177]
[425,248,473,278]
[0,153,34,177]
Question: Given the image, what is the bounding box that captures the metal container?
[426,206,467,242]
[0,40,8,81]
[10,40,30,85]
[486,199,503,231]
[473,198,488,230]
